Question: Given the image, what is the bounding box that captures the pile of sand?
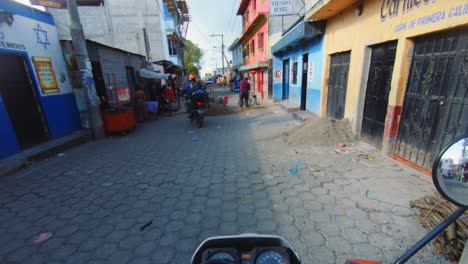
[205,100,234,116]
[285,117,354,147]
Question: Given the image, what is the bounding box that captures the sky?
[185,0,242,76]
[442,138,468,164]
[13,0,242,75]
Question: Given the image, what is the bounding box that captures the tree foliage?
[183,39,203,76]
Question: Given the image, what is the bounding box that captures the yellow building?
[307,0,468,170]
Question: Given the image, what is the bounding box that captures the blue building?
[0,1,81,159]
[271,19,325,113]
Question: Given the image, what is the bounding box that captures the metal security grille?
[361,41,397,148]
[395,28,468,169]
[327,52,350,120]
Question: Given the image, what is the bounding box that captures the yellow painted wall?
[321,0,468,125]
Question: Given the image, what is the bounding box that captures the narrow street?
[0,88,448,264]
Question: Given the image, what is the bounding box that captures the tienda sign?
[380,0,437,22]
[270,0,293,16]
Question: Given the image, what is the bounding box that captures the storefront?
[308,0,468,169]
[271,19,325,113]
[0,1,81,159]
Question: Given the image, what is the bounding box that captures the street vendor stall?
[101,73,136,134]
[136,69,170,119]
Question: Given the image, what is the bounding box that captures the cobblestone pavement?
[0,91,449,263]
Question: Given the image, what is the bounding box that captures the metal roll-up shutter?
[98,47,128,89]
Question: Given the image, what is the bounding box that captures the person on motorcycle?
[181,74,208,113]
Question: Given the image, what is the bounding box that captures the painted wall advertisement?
[0,13,72,95]
[379,0,468,33]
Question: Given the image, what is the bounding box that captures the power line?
[225,0,238,43]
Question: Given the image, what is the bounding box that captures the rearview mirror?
[432,136,468,207]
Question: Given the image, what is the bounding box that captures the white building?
[47,0,187,68]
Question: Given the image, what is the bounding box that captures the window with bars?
[292,61,298,84]
[257,32,264,50]
[168,39,177,56]
[243,43,249,58]
[250,39,255,55]
[243,11,249,27]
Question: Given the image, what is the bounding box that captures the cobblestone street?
[0,93,448,264]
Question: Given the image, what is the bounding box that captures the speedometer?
[256,250,286,264]
[209,252,236,262]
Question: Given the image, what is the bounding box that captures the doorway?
[282,60,290,100]
[0,53,49,149]
[91,61,106,99]
[300,54,308,110]
[395,28,468,169]
[327,52,350,119]
[361,41,397,148]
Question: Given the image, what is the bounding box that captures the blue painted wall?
[272,36,324,114]
[0,95,20,159]
[40,94,82,138]
[0,0,82,160]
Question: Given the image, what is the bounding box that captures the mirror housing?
[432,135,468,208]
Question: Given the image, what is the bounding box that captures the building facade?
[237,0,269,99]
[308,0,468,169]
[271,18,325,113]
[0,1,81,159]
[228,38,242,81]
[48,0,186,67]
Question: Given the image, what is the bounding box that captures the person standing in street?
[239,76,250,108]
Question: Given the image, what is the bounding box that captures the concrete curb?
[0,130,91,177]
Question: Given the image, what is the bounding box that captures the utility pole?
[68,0,104,138]
[209,34,225,86]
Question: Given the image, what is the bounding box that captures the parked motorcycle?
[191,135,468,264]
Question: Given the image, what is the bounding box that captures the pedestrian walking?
[239,77,250,108]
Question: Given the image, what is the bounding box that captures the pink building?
[237,0,269,99]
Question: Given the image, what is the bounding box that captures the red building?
[237,0,269,99]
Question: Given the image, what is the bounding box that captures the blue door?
[283,60,289,100]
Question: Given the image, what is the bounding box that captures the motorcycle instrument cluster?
[202,247,289,264]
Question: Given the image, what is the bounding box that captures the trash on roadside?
[33,232,53,244]
[191,137,200,141]
[288,167,299,175]
[336,142,347,147]
[288,161,305,175]
[384,220,390,225]
[140,220,153,231]
[57,153,65,157]
[310,168,321,172]
[335,148,355,154]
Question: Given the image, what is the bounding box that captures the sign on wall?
[0,14,72,95]
[32,56,60,94]
[273,69,282,82]
[309,62,314,81]
[270,0,293,16]
[30,0,67,9]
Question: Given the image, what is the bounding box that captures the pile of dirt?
[285,117,354,146]
[205,100,234,116]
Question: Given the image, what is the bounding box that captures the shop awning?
[305,0,358,20]
[271,20,325,57]
[138,69,169,79]
[154,60,185,74]
[239,61,268,72]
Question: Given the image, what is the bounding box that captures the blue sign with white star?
[33,24,50,50]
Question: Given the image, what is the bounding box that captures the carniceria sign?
[380,0,437,22]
